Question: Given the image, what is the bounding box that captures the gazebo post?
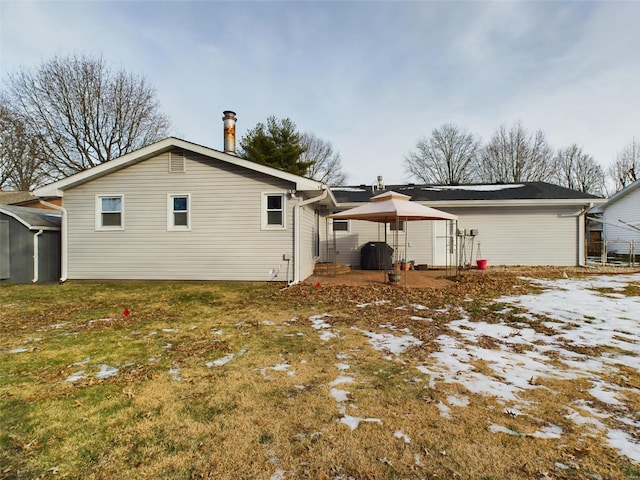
[404,218,408,286]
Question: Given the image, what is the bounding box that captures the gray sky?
[1,1,638,184]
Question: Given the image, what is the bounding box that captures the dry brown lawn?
[1,267,639,479]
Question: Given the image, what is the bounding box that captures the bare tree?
[0,102,49,190]
[479,122,554,183]
[0,108,9,189]
[404,123,480,184]
[553,144,605,196]
[2,54,169,178]
[300,132,347,185]
[608,138,639,192]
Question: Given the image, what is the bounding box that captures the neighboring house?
[33,135,334,283]
[325,182,605,267]
[0,191,61,209]
[588,179,640,259]
[0,204,61,283]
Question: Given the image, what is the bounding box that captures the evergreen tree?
[239,116,313,177]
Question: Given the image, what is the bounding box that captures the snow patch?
[65,370,85,383]
[95,364,119,379]
[356,328,423,356]
[329,376,354,387]
[393,430,411,443]
[339,415,382,430]
[422,184,525,192]
[330,388,350,403]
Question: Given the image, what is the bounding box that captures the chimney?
[223,110,237,154]
[377,175,385,190]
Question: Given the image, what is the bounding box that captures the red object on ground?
[315,282,321,288]
[476,259,487,270]
[123,308,131,317]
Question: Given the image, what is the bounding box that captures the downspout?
[39,200,67,282]
[291,187,329,285]
[32,230,43,283]
[578,207,587,267]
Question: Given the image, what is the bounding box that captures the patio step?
[313,262,351,276]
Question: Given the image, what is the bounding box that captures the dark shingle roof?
[331,182,603,204]
[0,204,61,230]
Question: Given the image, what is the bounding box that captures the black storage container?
[360,242,393,270]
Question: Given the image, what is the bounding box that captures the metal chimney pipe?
[377,175,385,190]
[223,110,237,154]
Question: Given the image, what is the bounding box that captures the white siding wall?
[321,205,582,267]
[300,206,317,281]
[64,151,300,280]
[449,206,580,266]
[602,188,640,254]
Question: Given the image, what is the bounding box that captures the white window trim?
[331,218,350,234]
[167,193,191,231]
[261,192,287,230]
[95,194,124,231]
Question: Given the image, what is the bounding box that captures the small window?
[332,219,349,233]
[262,193,286,230]
[168,194,191,231]
[389,220,405,232]
[96,195,124,230]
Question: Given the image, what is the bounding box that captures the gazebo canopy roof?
[329,191,458,223]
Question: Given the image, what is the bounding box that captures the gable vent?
[169,151,185,173]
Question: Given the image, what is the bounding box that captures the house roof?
[0,191,35,205]
[0,204,61,230]
[33,137,334,204]
[589,178,640,214]
[332,182,605,207]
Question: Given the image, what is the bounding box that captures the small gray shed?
[0,205,61,284]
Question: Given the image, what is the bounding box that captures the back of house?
[325,182,604,268]
[33,123,333,282]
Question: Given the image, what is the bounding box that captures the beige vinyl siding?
[64,150,297,280]
[448,206,580,266]
[323,204,582,267]
[602,188,640,254]
[300,206,317,281]
[320,219,420,267]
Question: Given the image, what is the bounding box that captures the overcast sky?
[1,1,639,185]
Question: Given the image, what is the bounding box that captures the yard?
[1,268,639,479]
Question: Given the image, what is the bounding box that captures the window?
[389,220,405,232]
[262,193,286,229]
[96,195,124,230]
[332,219,349,233]
[167,194,191,231]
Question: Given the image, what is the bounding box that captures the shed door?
[0,220,9,279]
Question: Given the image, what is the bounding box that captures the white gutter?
[39,200,67,282]
[291,187,329,285]
[32,229,43,283]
